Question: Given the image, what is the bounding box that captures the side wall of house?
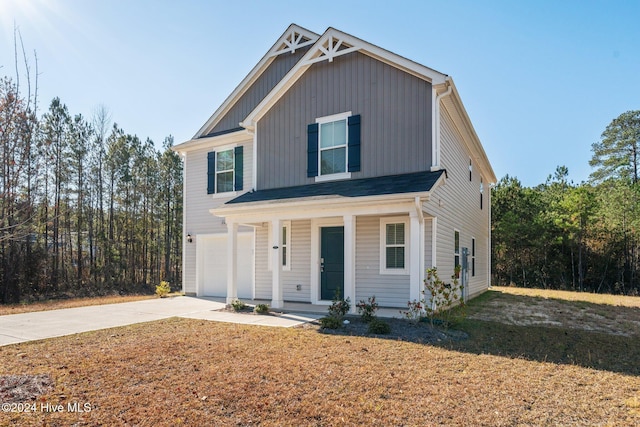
[257,51,433,190]
[424,108,490,298]
[182,139,253,294]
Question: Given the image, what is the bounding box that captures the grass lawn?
[1,289,639,426]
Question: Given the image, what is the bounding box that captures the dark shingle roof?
[226,170,445,205]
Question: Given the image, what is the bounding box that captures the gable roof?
[240,26,448,130]
[175,24,495,184]
[194,24,320,138]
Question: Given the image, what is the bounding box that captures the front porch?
[211,170,446,313]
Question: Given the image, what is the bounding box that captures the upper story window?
[207,145,243,195]
[319,117,347,175]
[307,112,361,182]
[216,149,234,193]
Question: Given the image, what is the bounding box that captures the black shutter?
[307,123,319,177]
[234,146,243,191]
[347,114,361,172]
[207,151,216,194]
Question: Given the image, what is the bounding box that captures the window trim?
[215,147,235,194]
[282,221,291,271]
[315,111,352,182]
[380,217,409,275]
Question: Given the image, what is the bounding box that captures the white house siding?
[254,220,312,302]
[424,217,434,273]
[355,215,410,308]
[182,139,253,294]
[283,220,312,302]
[424,108,490,298]
[254,225,271,300]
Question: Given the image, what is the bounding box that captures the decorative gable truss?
[270,27,317,56]
[242,27,448,130]
[305,34,359,64]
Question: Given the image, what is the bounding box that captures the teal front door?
[320,226,344,300]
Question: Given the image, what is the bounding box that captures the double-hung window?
[319,116,347,175]
[207,145,243,195]
[216,149,234,193]
[380,217,409,275]
[307,112,361,181]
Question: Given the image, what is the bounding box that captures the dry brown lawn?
[1,289,640,426]
[0,295,157,316]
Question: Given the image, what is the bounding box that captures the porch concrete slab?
[179,310,323,327]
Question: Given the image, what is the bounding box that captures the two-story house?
[172,24,496,311]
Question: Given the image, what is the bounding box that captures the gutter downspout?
[414,196,426,297]
[431,79,453,172]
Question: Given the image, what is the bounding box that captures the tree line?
[0,73,183,304]
[492,111,640,295]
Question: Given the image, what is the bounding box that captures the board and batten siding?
[424,108,490,298]
[182,139,253,294]
[209,47,310,135]
[257,51,433,190]
[355,216,410,308]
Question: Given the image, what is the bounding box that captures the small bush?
[356,296,379,322]
[155,281,170,298]
[328,290,351,320]
[231,299,247,311]
[367,318,391,335]
[402,299,423,323]
[254,303,269,314]
[319,316,343,330]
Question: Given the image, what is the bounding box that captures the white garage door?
[200,233,253,298]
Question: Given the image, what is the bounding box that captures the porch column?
[271,219,284,308]
[343,215,356,313]
[226,221,238,305]
[409,211,422,302]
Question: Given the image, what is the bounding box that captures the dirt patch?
[469,288,640,337]
[0,374,54,403]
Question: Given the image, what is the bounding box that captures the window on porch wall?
[380,217,409,275]
[267,221,291,271]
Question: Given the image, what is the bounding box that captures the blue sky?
[1,0,639,187]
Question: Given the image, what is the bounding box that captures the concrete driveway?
[0,296,322,346]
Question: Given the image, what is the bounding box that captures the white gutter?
[431,78,452,172]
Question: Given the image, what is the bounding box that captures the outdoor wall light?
[187,233,193,243]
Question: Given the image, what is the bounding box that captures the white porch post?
[409,211,421,302]
[271,219,284,308]
[226,221,238,305]
[343,215,356,313]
